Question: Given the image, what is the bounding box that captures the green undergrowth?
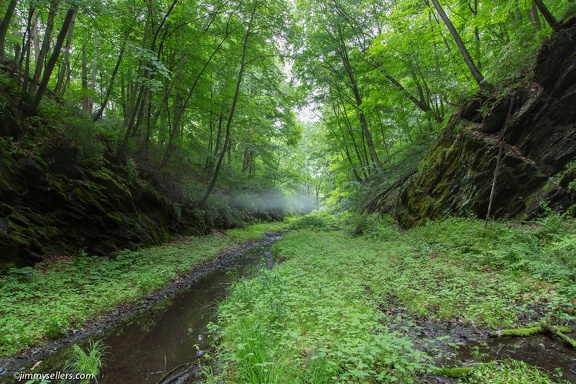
[206,214,575,383]
[0,222,286,357]
[461,359,567,384]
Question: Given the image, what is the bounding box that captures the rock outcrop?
[396,18,576,227]
[0,94,207,269]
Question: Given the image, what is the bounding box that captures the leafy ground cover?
[206,213,575,383]
[0,222,286,357]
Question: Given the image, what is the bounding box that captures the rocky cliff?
[395,18,576,227]
[0,90,207,270]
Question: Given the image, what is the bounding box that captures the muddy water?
[99,235,278,383]
[454,333,576,383]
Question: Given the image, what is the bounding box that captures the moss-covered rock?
[396,22,576,227]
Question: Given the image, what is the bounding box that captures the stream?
[2,231,575,383]
[1,233,280,384]
[99,235,280,384]
[97,234,278,384]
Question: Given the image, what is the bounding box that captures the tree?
[0,0,18,63]
[430,0,492,94]
[24,4,78,115]
[533,0,560,31]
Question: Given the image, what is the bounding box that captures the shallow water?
[99,235,278,384]
[454,333,576,383]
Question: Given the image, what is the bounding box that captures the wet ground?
[384,307,576,383]
[1,230,575,383]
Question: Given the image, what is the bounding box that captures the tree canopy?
[0,0,571,213]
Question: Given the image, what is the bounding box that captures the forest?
[0,0,576,382]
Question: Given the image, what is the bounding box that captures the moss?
[524,193,537,211]
[105,211,124,224]
[490,327,542,337]
[87,166,134,199]
[417,145,447,184]
[10,232,30,246]
[555,329,576,348]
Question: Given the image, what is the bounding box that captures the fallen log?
[489,324,575,348]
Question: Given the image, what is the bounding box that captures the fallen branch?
[555,328,576,348]
[156,362,196,384]
[363,168,417,213]
[489,324,576,348]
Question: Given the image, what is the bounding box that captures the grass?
[205,214,575,383]
[0,221,287,357]
[64,339,107,384]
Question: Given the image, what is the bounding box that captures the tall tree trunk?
[335,26,382,171]
[54,13,75,96]
[468,0,482,70]
[31,13,40,63]
[12,26,20,70]
[201,7,256,207]
[28,0,58,98]
[529,2,542,31]
[19,7,35,95]
[206,110,224,177]
[118,0,179,160]
[533,0,559,31]
[431,0,492,94]
[0,0,18,63]
[93,43,125,121]
[25,6,77,115]
[89,35,98,115]
[81,43,90,115]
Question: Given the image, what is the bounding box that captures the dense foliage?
[292,0,573,210]
[0,0,312,218]
[1,1,575,381]
[1,0,572,214]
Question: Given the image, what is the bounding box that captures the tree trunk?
[19,7,35,95]
[0,0,19,63]
[82,43,90,115]
[25,6,77,115]
[338,37,382,171]
[431,0,492,94]
[54,12,75,96]
[93,43,125,121]
[533,0,559,31]
[28,0,58,98]
[529,2,542,31]
[201,7,256,207]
